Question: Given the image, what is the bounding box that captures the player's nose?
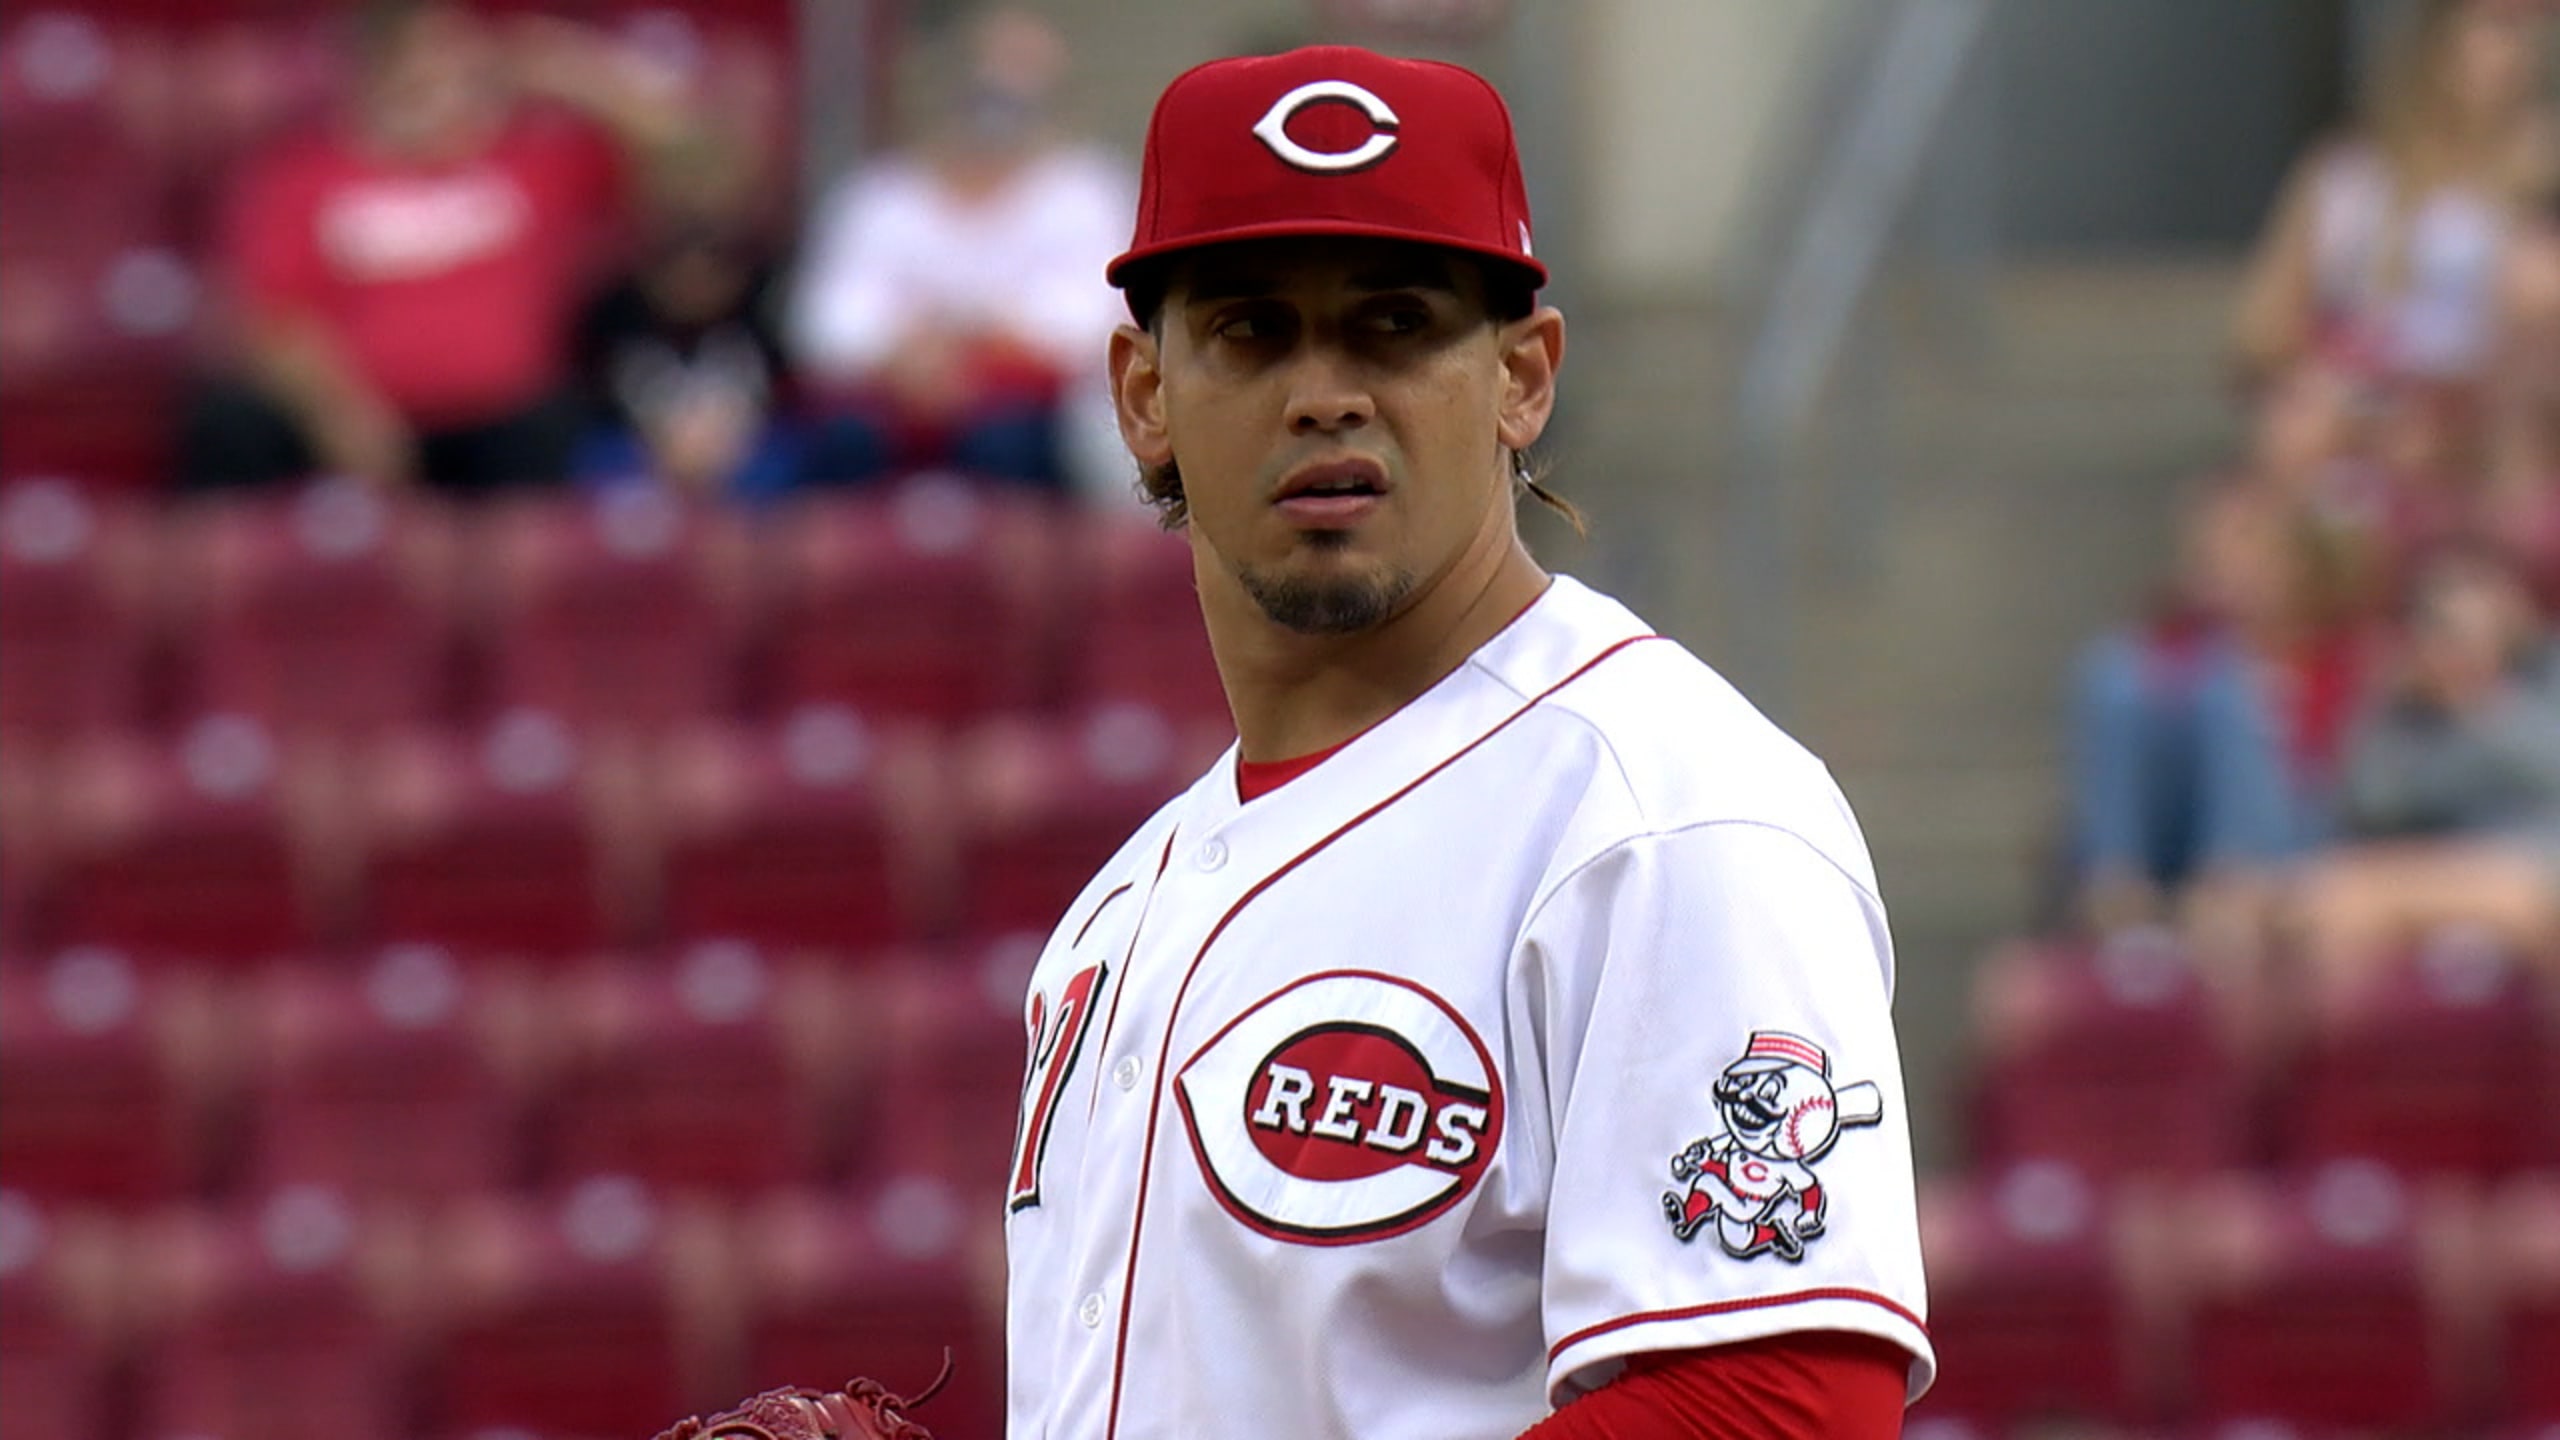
[1283,343,1375,435]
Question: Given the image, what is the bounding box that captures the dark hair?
[1124,251,1577,532]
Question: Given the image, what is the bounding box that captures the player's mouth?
[1272,456,1390,527]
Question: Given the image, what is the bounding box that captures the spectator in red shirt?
[178,1,693,497]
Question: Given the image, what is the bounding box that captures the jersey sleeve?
[1516,819,1932,1405]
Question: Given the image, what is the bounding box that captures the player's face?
[1112,237,1561,637]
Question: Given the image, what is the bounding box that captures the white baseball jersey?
[1003,576,1932,1440]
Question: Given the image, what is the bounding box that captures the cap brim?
[1108,218,1548,291]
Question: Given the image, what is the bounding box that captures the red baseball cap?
[1108,45,1546,294]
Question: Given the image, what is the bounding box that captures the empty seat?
[761,479,1061,725]
[131,1185,411,1440]
[2489,1175,2560,1424]
[169,483,462,737]
[1962,933,2248,1179]
[944,707,1201,947]
[738,1185,1003,1440]
[36,712,317,958]
[1065,514,1230,731]
[419,1175,725,1439]
[37,717,318,962]
[0,14,190,485]
[0,947,195,1206]
[242,946,527,1201]
[2177,1161,2472,1431]
[651,708,932,954]
[2278,930,2545,1179]
[354,712,619,959]
[0,1188,115,1440]
[0,479,152,742]
[529,943,836,1196]
[855,944,1040,1195]
[475,490,750,733]
[1911,1161,2150,1429]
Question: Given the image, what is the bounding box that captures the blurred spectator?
[176,2,701,497]
[2064,479,2369,939]
[2232,0,2557,393]
[2287,545,2560,1016]
[2483,192,2560,601]
[570,130,798,503]
[786,6,1135,498]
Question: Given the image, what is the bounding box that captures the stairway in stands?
[1563,261,2248,1167]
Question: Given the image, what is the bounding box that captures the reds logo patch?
[1176,971,1500,1245]
[1661,1031,1882,1263]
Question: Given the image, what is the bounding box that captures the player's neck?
[1206,533,1551,764]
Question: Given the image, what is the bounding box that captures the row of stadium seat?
[0,698,1227,959]
[1963,932,2560,1182]
[1913,1161,2560,1436]
[10,1161,2556,1440]
[0,943,1029,1211]
[0,477,1226,741]
[1,1176,1003,1440]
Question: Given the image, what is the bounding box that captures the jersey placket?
[1046,802,1262,1435]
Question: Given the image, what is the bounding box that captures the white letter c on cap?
[1252,79,1400,173]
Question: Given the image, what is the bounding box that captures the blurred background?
[0,1,2555,1437]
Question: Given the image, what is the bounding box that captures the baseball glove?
[650,1355,952,1440]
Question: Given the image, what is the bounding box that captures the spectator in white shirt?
[787,7,1135,500]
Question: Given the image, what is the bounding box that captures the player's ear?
[1494,305,1565,453]
[1111,323,1174,467]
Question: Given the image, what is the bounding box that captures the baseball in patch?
[1661,1030,1881,1263]
[1176,971,1500,1246]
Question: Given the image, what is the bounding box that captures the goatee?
[1240,552,1416,636]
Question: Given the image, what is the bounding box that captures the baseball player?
[1004,45,1932,1440]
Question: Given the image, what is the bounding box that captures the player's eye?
[1212,305,1289,343]
[1362,304,1431,336]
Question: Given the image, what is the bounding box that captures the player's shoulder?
[1477,577,1869,867]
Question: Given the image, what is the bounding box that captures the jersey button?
[1197,838,1228,871]
[1113,1056,1141,1091]
[1079,1292,1105,1328]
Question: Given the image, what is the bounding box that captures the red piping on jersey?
[1085,830,1182,1117]
[1072,882,1137,948]
[1102,632,1666,1440]
[1546,1287,1928,1364]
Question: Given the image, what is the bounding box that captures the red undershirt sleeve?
[1518,1333,1911,1440]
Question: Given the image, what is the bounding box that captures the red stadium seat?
[133,1186,412,1440]
[529,944,837,1196]
[475,490,752,734]
[170,483,463,737]
[1910,1161,2150,1429]
[945,707,1203,947]
[242,946,528,1202]
[1962,933,2248,1179]
[738,1186,1004,1440]
[420,1175,725,1439]
[0,1189,114,1440]
[37,718,320,963]
[761,479,1064,725]
[354,712,621,959]
[2277,930,2545,1179]
[2177,1161,2472,1431]
[0,479,153,743]
[1065,515,1231,732]
[855,944,1041,1195]
[0,14,191,485]
[2489,1175,2560,1424]
[651,708,935,954]
[0,948,196,1207]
